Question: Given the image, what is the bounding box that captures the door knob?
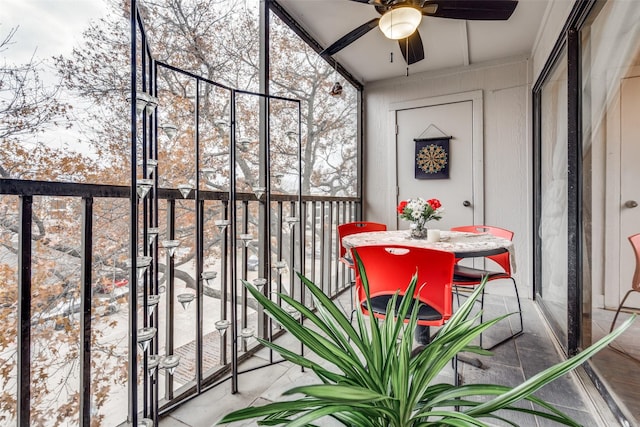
[463,200,471,207]
[625,200,638,208]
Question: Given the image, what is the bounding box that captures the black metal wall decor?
[414,137,451,179]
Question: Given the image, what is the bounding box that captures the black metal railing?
[0,178,358,425]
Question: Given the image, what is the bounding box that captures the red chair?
[450,225,523,349]
[337,221,387,314]
[609,233,640,333]
[351,245,454,336]
[338,221,387,266]
[351,245,457,383]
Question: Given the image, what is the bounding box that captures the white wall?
[531,0,575,84]
[362,56,533,297]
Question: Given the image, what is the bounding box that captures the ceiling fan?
[322,0,519,65]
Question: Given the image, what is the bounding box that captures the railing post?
[229,90,239,394]
[129,0,139,423]
[221,200,229,366]
[310,201,317,295]
[196,197,204,392]
[17,195,32,427]
[80,197,94,425]
[241,200,249,352]
[165,198,176,399]
[289,201,296,303]
[320,202,326,295]
[300,201,308,305]
[195,78,203,393]
[327,201,335,295]
[338,201,345,291]
[276,201,284,305]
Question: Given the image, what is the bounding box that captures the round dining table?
[342,229,517,349]
[342,229,516,272]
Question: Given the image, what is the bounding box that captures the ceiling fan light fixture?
[379,6,422,40]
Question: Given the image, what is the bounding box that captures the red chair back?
[337,221,387,259]
[629,234,640,291]
[352,245,454,325]
[451,225,514,275]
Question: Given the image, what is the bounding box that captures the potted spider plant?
[218,254,633,426]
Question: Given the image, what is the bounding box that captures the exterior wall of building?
[362,56,532,297]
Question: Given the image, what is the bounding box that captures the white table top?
[342,230,516,272]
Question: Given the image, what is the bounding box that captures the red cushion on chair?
[453,265,508,283]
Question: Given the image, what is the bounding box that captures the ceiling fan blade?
[398,30,425,65]
[422,0,518,21]
[321,18,380,56]
[348,0,395,4]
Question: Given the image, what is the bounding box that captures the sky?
[2,0,108,63]
[2,0,110,155]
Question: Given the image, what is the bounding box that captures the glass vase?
[410,222,428,239]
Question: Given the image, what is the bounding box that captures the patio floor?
[159,289,615,427]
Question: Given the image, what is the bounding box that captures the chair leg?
[484,277,524,351]
[511,277,524,336]
[411,327,432,358]
[415,325,431,345]
[454,281,524,350]
[453,355,459,387]
[453,285,474,309]
[478,288,486,348]
[453,354,460,411]
[453,284,484,345]
[609,289,638,333]
[349,278,354,317]
[349,306,358,324]
[348,265,361,324]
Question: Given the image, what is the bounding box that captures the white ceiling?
[277,0,550,83]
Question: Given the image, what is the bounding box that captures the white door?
[618,76,640,307]
[604,73,640,309]
[395,100,477,231]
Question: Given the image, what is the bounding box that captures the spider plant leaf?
[416,410,491,426]
[223,264,632,427]
[253,337,348,382]
[284,403,393,427]
[297,273,371,354]
[417,384,581,426]
[488,406,581,426]
[295,274,384,378]
[409,316,507,400]
[437,278,488,333]
[283,384,391,402]
[278,293,362,361]
[278,293,343,341]
[218,399,324,423]
[331,411,380,427]
[244,282,372,384]
[353,252,384,369]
